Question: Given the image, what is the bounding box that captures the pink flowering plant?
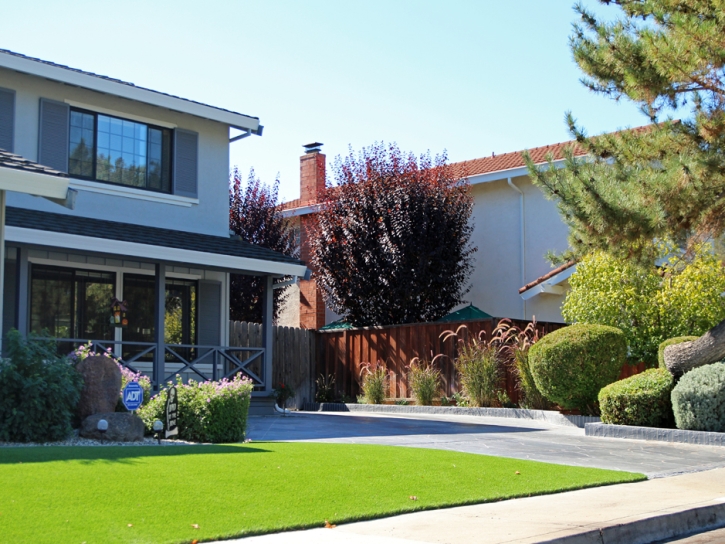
[69,342,152,408]
[137,374,253,443]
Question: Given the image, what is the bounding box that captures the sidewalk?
[225,467,725,543]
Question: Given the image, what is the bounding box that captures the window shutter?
[0,87,15,152]
[198,280,222,346]
[173,128,198,198]
[38,98,69,172]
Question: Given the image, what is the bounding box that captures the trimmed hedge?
[138,375,253,443]
[598,368,674,427]
[528,324,626,414]
[671,362,725,432]
[658,336,698,369]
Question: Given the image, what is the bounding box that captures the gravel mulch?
[0,429,201,447]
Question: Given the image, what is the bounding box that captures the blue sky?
[0,1,645,203]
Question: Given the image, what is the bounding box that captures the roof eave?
[0,166,69,199]
[0,51,260,132]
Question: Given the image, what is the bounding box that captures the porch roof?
[5,206,308,277]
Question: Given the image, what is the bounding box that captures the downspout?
[507,177,527,319]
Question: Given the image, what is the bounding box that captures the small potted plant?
[273,382,295,412]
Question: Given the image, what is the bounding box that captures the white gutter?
[280,203,322,219]
[520,265,577,301]
[0,167,69,199]
[5,226,309,277]
[507,177,527,319]
[465,158,569,186]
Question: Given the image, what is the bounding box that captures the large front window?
[69,109,172,193]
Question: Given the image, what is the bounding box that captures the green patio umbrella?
[436,303,493,323]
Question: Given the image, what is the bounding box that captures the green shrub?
[314,374,336,403]
[360,362,388,404]
[599,368,674,427]
[562,243,725,366]
[671,363,725,432]
[455,339,502,407]
[138,375,253,443]
[528,324,626,414]
[658,336,698,369]
[407,359,441,406]
[0,330,83,442]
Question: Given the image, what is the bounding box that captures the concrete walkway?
[229,412,725,543]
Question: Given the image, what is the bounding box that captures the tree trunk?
[664,318,725,377]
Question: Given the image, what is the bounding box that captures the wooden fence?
[229,321,316,409]
[316,318,566,404]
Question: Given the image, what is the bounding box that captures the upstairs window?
[69,109,172,193]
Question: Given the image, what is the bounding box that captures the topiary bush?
[138,375,253,443]
[528,324,626,414]
[671,362,725,432]
[0,330,83,442]
[658,336,698,369]
[599,368,674,427]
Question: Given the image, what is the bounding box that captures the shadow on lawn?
[248,413,545,441]
[0,444,271,465]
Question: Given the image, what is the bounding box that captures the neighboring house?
[0,49,307,394]
[279,140,586,328]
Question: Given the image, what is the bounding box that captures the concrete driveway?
[247,411,725,478]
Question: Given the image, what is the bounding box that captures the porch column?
[0,189,5,353]
[262,274,274,392]
[153,263,166,390]
[16,247,29,337]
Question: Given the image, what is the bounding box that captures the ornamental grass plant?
[443,325,503,407]
[360,361,389,404]
[407,358,442,405]
[138,374,253,443]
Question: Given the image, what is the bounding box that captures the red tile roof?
[519,260,577,294]
[450,139,586,180]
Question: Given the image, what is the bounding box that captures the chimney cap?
[303,142,323,153]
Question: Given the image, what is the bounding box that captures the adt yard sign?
[122,382,144,411]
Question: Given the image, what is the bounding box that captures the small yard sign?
[165,385,179,438]
[122,382,144,411]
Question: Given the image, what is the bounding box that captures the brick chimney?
[299,142,326,330]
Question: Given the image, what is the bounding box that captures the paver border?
[586,422,725,446]
[302,402,600,428]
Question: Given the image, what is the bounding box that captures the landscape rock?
[80,412,145,442]
[76,355,122,420]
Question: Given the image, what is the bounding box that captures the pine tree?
[229,168,297,323]
[526,0,725,375]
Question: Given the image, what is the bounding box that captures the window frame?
[68,106,174,194]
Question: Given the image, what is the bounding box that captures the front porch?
[4,206,308,393]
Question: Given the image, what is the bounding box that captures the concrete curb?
[586,422,725,447]
[540,502,725,544]
[302,402,600,428]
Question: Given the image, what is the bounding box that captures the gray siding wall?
[0,67,231,237]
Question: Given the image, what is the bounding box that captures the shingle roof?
[519,260,577,294]
[0,148,68,178]
[6,206,303,266]
[0,48,258,122]
[450,140,586,180]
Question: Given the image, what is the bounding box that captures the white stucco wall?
[1,67,231,237]
[466,174,570,323]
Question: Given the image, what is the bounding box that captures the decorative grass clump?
[0,442,644,543]
[672,362,725,432]
[658,336,698,369]
[528,324,626,414]
[360,362,388,404]
[599,368,674,427]
[138,375,253,443]
[408,358,442,405]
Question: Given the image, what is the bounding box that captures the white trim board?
[6,226,308,277]
[520,265,577,301]
[0,166,69,198]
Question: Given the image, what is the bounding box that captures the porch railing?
[29,338,266,390]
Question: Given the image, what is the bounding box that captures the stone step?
[249,396,278,416]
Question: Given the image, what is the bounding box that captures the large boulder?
[76,355,122,420]
[80,412,145,441]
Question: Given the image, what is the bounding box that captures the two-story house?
[0,49,307,394]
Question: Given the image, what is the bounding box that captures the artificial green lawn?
[0,442,644,543]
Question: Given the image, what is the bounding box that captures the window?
[69,109,172,193]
